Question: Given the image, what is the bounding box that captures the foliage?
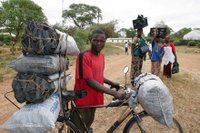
[197,43,200,48]
[188,41,196,47]
[73,29,90,51]
[172,39,189,46]
[171,27,192,39]
[52,23,68,33]
[119,27,136,38]
[63,3,102,29]
[0,0,46,54]
[87,21,119,39]
[0,34,12,45]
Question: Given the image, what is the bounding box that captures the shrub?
[197,43,200,48]
[0,34,12,45]
[73,29,90,51]
[187,41,196,47]
[173,38,189,46]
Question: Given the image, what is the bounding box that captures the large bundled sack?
[0,93,60,133]
[134,73,174,127]
[21,21,80,56]
[22,21,60,55]
[7,54,65,75]
[12,72,64,103]
[55,29,80,55]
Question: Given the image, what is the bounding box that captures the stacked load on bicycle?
[128,73,174,127]
[1,21,80,133]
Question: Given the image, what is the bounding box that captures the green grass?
[103,43,123,55]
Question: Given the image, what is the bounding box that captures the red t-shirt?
[74,50,105,106]
[163,42,176,53]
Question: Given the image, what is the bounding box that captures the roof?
[183,30,200,40]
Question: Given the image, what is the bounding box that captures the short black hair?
[92,29,105,38]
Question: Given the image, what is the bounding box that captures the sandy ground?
[0,50,200,132]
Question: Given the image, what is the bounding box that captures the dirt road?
[0,51,200,132]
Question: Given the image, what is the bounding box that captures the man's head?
[91,29,106,55]
[137,28,143,38]
[155,36,161,43]
[165,35,170,43]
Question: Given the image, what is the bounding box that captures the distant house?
[106,38,132,43]
[183,30,200,40]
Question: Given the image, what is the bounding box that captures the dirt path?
[0,51,200,132]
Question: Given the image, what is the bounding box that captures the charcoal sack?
[12,73,61,103]
[134,73,174,127]
[21,21,59,55]
[7,54,66,75]
[0,93,60,133]
[55,29,80,56]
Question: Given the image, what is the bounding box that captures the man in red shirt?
[71,29,125,132]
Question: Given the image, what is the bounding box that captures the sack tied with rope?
[21,21,60,55]
[12,72,66,103]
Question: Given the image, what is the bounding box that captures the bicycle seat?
[61,89,87,100]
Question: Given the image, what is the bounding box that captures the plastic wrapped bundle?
[135,73,174,127]
[0,93,60,133]
[7,54,66,75]
[55,29,80,55]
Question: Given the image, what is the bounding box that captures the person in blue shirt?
[149,35,164,76]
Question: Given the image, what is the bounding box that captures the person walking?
[124,41,129,55]
[149,35,164,76]
[130,28,147,85]
[71,29,126,132]
[162,35,177,78]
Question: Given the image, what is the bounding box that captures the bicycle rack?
[4,90,21,109]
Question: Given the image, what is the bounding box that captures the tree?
[172,27,192,39]
[0,0,46,54]
[119,28,136,38]
[63,3,102,29]
[88,21,119,39]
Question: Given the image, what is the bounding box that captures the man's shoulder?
[169,42,175,46]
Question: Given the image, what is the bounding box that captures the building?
[106,38,132,43]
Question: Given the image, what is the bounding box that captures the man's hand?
[114,90,126,100]
[111,82,120,91]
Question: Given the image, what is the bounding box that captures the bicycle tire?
[123,111,183,133]
[55,120,81,133]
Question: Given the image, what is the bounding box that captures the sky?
[32,0,200,35]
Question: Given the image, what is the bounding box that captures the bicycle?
[55,67,183,133]
[56,88,183,133]
[4,67,183,133]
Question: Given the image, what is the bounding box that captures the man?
[124,41,129,55]
[72,29,125,132]
[130,28,147,85]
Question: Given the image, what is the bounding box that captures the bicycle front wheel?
[123,111,183,133]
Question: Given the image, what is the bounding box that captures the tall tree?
[0,0,46,54]
[63,3,102,29]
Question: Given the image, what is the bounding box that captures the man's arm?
[104,78,118,87]
[86,78,125,100]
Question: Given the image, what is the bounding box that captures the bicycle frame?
[58,94,141,133]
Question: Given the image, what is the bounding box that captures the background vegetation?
[1,0,199,55]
